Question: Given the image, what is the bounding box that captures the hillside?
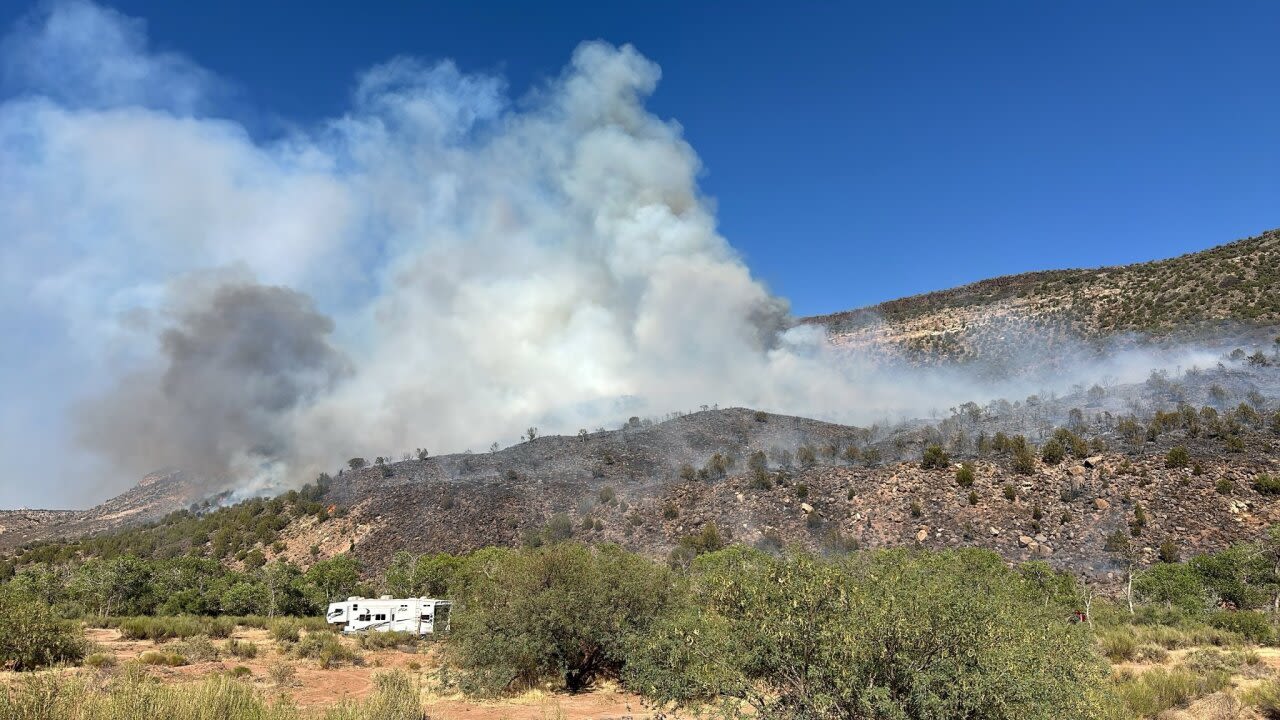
[6,353,1280,583]
[0,470,201,547]
[805,228,1280,363]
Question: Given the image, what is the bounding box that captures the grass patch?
[0,668,425,720]
[138,650,187,667]
[116,615,235,642]
[1113,666,1230,718]
[356,631,421,651]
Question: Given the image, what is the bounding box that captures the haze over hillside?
[806,228,1280,366]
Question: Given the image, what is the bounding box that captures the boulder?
[1094,498,1110,510]
[800,502,814,514]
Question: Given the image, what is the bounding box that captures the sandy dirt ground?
[41,627,666,720]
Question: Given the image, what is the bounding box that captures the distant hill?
[804,228,1280,363]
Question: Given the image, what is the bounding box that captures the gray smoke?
[76,275,348,489]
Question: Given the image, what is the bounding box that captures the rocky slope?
[804,228,1280,365]
[0,470,202,548]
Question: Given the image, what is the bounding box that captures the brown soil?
[61,627,664,719]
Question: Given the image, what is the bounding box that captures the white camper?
[325,595,451,635]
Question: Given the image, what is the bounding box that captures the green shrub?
[1003,484,1017,501]
[627,548,1115,719]
[83,652,117,669]
[1011,446,1037,475]
[1207,610,1275,644]
[1254,473,1280,495]
[1165,446,1190,469]
[293,633,361,668]
[1040,439,1065,465]
[139,650,187,666]
[357,630,420,651]
[0,590,87,670]
[117,615,234,642]
[1216,478,1235,495]
[447,543,676,695]
[955,463,975,488]
[170,635,220,663]
[1098,628,1139,662]
[1242,678,1280,717]
[921,444,949,470]
[270,618,301,643]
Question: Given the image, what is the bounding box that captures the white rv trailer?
[325,595,451,635]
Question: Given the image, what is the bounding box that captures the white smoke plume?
[0,2,1251,506]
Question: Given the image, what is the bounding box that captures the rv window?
[357,613,370,621]
[375,614,387,621]
[352,604,358,610]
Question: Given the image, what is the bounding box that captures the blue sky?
[4,0,1275,316]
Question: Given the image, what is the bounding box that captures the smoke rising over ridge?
[0,2,1247,506]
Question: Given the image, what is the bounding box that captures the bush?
[170,635,220,662]
[1011,446,1037,475]
[357,630,420,651]
[1040,439,1065,465]
[1098,628,1138,662]
[626,548,1115,719]
[268,661,296,687]
[1242,678,1280,718]
[270,618,301,644]
[921,444,949,470]
[1216,478,1235,495]
[1003,484,1017,501]
[293,633,361,668]
[0,590,87,670]
[1165,446,1190,469]
[83,652,117,669]
[224,638,258,659]
[139,650,187,666]
[447,543,676,695]
[955,463,975,488]
[1207,610,1275,644]
[1255,473,1280,495]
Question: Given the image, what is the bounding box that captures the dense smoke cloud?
[76,274,350,487]
[0,2,1240,507]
